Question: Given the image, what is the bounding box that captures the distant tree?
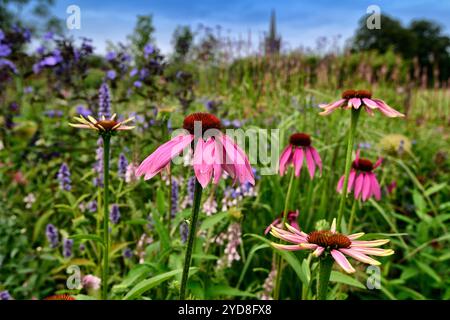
[409,20,450,83]
[352,14,416,58]
[171,26,194,62]
[0,0,62,34]
[264,10,281,55]
[352,14,450,84]
[127,15,156,65]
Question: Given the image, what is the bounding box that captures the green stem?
[168,167,172,234]
[317,256,334,300]
[348,199,358,233]
[336,109,360,228]
[179,178,203,300]
[273,169,296,300]
[101,134,111,300]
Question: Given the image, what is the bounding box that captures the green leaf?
[245,233,309,286]
[206,285,257,298]
[123,267,197,300]
[199,211,229,230]
[150,208,170,252]
[425,183,447,197]
[73,294,97,300]
[113,264,153,292]
[236,243,270,288]
[156,188,166,215]
[415,261,442,283]
[330,271,365,289]
[33,210,55,242]
[70,234,104,247]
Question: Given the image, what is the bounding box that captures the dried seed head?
[95,119,119,131]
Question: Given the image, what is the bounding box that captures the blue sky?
[20,0,450,54]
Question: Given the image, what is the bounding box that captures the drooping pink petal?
[299,243,319,250]
[279,145,293,176]
[339,248,381,265]
[349,98,362,109]
[331,249,356,273]
[292,147,304,177]
[309,146,322,175]
[264,218,280,235]
[312,246,325,257]
[364,106,375,116]
[220,135,254,185]
[136,134,193,180]
[336,175,345,193]
[211,139,223,184]
[351,239,390,247]
[347,169,356,193]
[348,232,365,240]
[373,157,383,169]
[318,99,346,116]
[370,173,381,201]
[285,223,308,238]
[270,226,307,244]
[362,173,372,201]
[351,247,394,256]
[304,147,316,179]
[193,138,213,188]
[373,99,405,118]
[362,98,379,109]
[354,173,364,199]
[271,243,303,251]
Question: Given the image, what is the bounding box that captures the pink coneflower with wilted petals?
[319,89,404,118]
[136,112,255,188]
[264,210,300,235]
[279,133,322,179]
[69,114,135,132]
[270,219,394,274]
[337,150,382,201]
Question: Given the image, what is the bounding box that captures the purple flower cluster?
[104,47,131,81]
[46,224,59,248]
[75,105,92,117]
[45,109,64,118]
[171,179,179,217]
[110,204,121,224]
[63,238,74,258]
[0,290,12,300]
[98,83,111,118]
[57,163,71,191]
[123,248,133,259]
[118,153,128,180]
[93,138,104,187]
[180,221,189,243]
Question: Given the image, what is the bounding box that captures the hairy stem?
[179,178,203,300]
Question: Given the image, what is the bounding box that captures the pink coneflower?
[279,133,322,179]
[136,112,255,188]
[264,210,300,235]
[270,219,394,274]
[336,150,382,201]
[319,89,404,118]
